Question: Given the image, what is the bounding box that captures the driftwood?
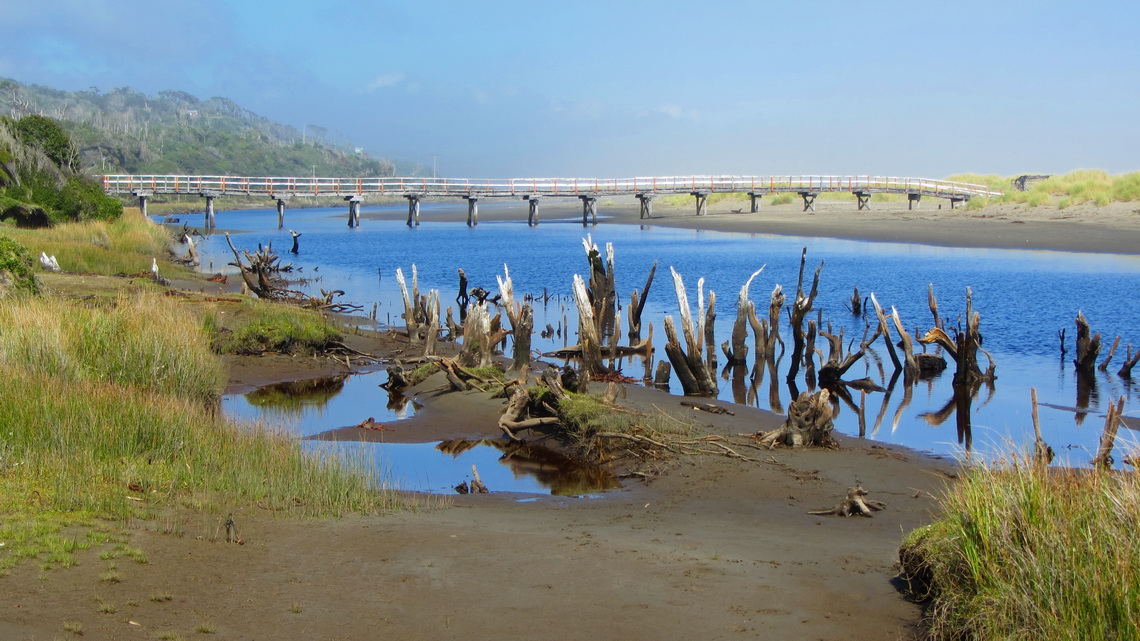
[808,486,886,517]
[1073,311,1102,376]
[755,389,836,448]
[498,386,560,439]
[723,268,765,365]
[396,266,422,343]
[571,274,607,376]
[1092,396,1125,469]
[662,267,717,396]
[583,236,617,339]
[1029,388,1055,466]
[786,248,823,384]
[1119,345,1140,379]
[497,265,534,372]
[628,261,657,341]
[423,290,440,357]
[918,288,995,386]
[457,303,497,369]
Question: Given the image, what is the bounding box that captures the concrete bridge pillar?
[747,192,762,213]
[854,191,872,211]
[798,191,817,212]
[580,196,597,227]
[636,193,655,219]
[691,191,708,216]
[202,193,217,228]
[134,191,151,217]
[405,195,420,227]
[346,196,363,228]
[908,192,922,210]
[464,195,479,227]
[526,196,540,226]
[950,197,966,209]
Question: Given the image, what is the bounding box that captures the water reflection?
[438,439,621,496]
[243,375,348,415]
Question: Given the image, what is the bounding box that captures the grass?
[1,207,190,277]
[899,457,1140,640]
[948,170,1140,208]
[0,285,400,575]
[204,299,343,355]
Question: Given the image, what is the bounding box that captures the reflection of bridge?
[102,174,1004,229]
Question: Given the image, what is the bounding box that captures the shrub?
[0,235,39,295]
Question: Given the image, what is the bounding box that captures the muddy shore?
[4,199,1136,640]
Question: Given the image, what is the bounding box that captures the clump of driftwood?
[223,232,361,313]
[808,486,886,517]
[753,389,836,448]
[662,267,717,396]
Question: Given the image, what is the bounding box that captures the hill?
[0,78,424,178]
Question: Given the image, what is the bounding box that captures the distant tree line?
[0,78,425,178]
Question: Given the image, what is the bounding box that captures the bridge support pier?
[405,195,420,227]
[580,196,597,226]
[798,191,817,212]
[346,196,363,228]
[854,191,872,211]
[636,193,654,219]
[526,196,540,226]
[691,191,708,216]
[747,192,762,213]
[134,192,151,217]
[464,196,479,226]
[950,197,966,209]
[908,193,921,210]
[202,193,217,228]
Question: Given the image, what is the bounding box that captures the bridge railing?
[102,175,1003,199]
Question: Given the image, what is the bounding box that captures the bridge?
[101,174,1004,229]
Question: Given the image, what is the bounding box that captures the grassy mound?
[899,461,1140,640]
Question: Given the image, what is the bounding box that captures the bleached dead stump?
[396,266,422,343]
[756,389,836,448]
[628,260,657,341]
[1092,396,1125,469]
[571,274,606,376]
[723,268,765,365]
[663,267,717,396]
[423,290,440,357]
[458,302,494,369]
[786,248,823,384]
[497,265,534,372]
[582,236,617,339]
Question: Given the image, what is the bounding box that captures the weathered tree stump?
[1073,311,1102,376]
[808,486,886,517]
[786,248,823,384]
[628,260,657,341]
[755,389,836,448]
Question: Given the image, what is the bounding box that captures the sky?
[2,0,1137,178]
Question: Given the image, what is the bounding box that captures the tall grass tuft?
[900,459,1140,640]
[205,299,343,355]
[0,291,225,403]
[2,208,178,276]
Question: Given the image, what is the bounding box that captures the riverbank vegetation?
[899,459,1139,640]
[952,169,1140,209]
[0,221,401,574]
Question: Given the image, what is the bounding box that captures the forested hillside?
[0,78,423,177]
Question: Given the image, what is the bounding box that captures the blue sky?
[2,0,1137,178]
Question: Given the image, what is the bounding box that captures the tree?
[14,114,77,170]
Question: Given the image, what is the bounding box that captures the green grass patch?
[205,299,343,355]
[1,208,186,277]
[899,460,1140,640]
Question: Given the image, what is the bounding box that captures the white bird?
[151,257,159,279]
[39,252,61,272]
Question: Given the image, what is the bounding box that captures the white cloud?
[365,72,405,91]
[655,104,701,122]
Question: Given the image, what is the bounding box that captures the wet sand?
[4,199,1136,640]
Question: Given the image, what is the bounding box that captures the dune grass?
[900,459,1139,640]
[0,289,401,574]
[950,170,1140,209]
[1,207,187,276]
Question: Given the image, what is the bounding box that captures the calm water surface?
[200,200,1140,489]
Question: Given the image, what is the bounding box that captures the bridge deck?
[102,175,1003,201]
